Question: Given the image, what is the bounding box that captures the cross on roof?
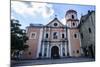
[55,15,57,18]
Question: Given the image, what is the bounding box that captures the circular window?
[54,23,58,26]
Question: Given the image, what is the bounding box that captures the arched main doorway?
[51,46,60,59]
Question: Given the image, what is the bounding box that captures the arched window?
[53,32,57,39]
[72,15,74,19]
[89,28,92,33]
[74,34,77,38]
[76,50,79,54]
[45,33,48,38]
[73,22,75,26]
[74,33,78,39]
[62,34,64,38]
[29,52,31,55]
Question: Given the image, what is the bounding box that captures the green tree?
[11,19,29,51]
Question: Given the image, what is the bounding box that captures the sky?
[11,1,95,29]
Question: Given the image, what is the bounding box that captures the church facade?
[22,10,82,59]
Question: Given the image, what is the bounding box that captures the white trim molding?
[29,32,37,39]
[36,28,43,58]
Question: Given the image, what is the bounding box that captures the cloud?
[61,18,66,25]
[40,4,54,18]
[11,1,54,18]
[11,15,16,19]
[11,1,31,15]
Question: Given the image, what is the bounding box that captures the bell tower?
[65,10,81,57]
[65,10,79,28]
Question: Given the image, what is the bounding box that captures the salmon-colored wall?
[22,27,81,59]
[68,29,81,57]
[23,27,41,59]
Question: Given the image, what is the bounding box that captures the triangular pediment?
[46,18,64,27]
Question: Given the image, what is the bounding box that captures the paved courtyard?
[11,57,95,67]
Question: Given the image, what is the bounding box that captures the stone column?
[42,43,44,58]
[65,42,67,56]
[47,44,49,58]
[60,44,63,57]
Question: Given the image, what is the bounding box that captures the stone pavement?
[11,57,95,67]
